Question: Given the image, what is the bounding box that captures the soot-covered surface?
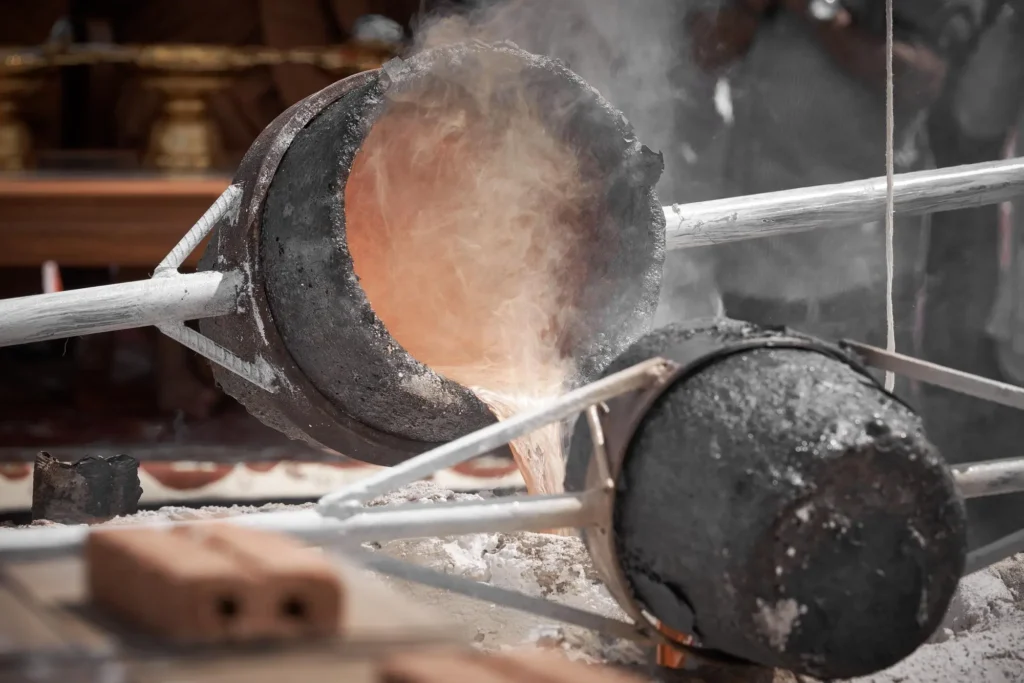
[260,42,665,444]
[200,42,664,466]
[567,320,966,679]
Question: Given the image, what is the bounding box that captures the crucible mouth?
[345,44,663,402]
[249,42,663,464]
[346,56,597,399]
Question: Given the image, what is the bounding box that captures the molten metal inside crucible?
[345,54,603,495]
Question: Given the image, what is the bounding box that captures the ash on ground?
[362,482,645,667]
[843,555,1024,683]
[12,481,1024,682]
[358,483,1024,679]
[360,484,1024,683]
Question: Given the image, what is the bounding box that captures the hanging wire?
[884,0,896,392]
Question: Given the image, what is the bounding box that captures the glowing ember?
[345,52,595,495]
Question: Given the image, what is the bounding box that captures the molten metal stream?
[345,58,595,495]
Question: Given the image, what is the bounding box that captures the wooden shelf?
[0,174,232,267]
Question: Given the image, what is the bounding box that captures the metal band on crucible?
[580,331,904,665]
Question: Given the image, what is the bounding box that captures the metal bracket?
[316,358,671,519]
[340,545,646,643]
[844,340,1024,575]
[580,373,687,650]
[150,183,280,394]
[310,357,686,650]
[841,340,1024,411]
[156,322,278,393]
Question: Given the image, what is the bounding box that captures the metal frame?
[2,344,1024,653]
[663,156,1024,249]
[4,157,1024,355]
[2,156,1024,661]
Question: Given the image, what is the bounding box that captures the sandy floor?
[362,485,1024,683]
[7,481,1024,682]
[848,557,1024,683]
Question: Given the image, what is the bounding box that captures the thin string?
[884,0,896,392]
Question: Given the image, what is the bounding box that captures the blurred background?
[1,0,1024,547]
[0,0,498,512]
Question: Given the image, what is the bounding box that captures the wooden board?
[0,554,459,683]
[0,175,231,268]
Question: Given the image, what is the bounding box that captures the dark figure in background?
[921,2,1024,548]
[686,0,958,357]
[688,0,1024,549]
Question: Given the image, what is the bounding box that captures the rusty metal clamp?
[580,356,682,649]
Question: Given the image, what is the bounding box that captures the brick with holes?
[182,524,343,639]
[85,527,261,643]
[85,525,343,644]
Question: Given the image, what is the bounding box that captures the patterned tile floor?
[0,455,525,512]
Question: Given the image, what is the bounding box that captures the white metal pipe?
[664,156,1024,250]
[0,493,596,560]
[316,357,671,517]
[0,511,334,560]
[0,158,1019,348]
[966,526,1024,575]
[844,341,1024,411]
[331,492,596,539]
[0,270,242,348]
[953,458,1024,499]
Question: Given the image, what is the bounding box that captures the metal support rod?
[154,184,242,275]
[843,341,1024,411]
[664,156,1024,250]
[0,270,243,348]
[342,546,644,642]
[966,526,1024,575]
[0,158,1018,347]
[952,458,1024,499]
[316,358,671,518]
[0,492,598,560]
[157,321,278,393]
[323,492,597,541]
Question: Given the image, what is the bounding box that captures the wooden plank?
[0,584,66,655]
[0,551,458,683]
[131,653,379,683]
[4,557,86,605]
[6,554,456,648]
[0,175,231,268]
[3,560,117,655]
[0,176,231,198]
[332,555,458,644]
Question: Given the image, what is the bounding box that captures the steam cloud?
[346,36,599,497]
[410,0,726,324]
[346,0,719,497]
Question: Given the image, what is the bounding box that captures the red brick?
[85,527,260,643]
[181,524,343,639]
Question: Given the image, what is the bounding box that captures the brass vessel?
[134,47,245,171]
[136,44,395,171]
[0,41,396,172]
[0,51,48,171]
[143,74,230,171]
